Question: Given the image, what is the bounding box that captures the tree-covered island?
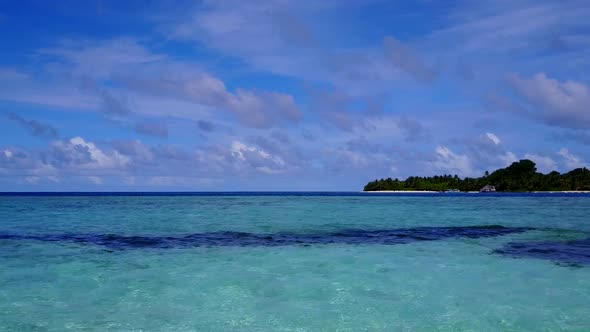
[363,159,590,192]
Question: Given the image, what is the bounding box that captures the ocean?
[1,193,589,331]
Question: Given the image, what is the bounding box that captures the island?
[363,159,590,192]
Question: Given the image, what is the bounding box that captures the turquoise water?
[1,193,590,331]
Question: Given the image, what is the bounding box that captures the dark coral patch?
[1,225,533,250]
[494,238,590,266]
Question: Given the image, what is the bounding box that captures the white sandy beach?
[362,190,590,193]
[361,190,439,193]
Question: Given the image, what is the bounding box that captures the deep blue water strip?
[0,225,532,249]
[1,192,590,197]
[3,225,589,265]
[494,238,590,266]
[0,225,533,250]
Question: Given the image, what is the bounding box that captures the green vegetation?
[363,159,590,192]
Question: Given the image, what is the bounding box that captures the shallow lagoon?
[1,193,589,331]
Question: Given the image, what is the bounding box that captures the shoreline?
[532,190,590,193]
[361,190,439,193]
[361,190,590,193]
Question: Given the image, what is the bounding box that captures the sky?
[1,0,590,191]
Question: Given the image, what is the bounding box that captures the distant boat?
[445,189,460,193]
[480,185,496,193]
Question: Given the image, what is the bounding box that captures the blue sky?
[1,0,590,191]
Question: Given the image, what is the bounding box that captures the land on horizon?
[364,159,590,192]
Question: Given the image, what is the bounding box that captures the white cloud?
[468,132,516,170]
[0,67,98,111]
[524,153,557,173]
[124,70,302,127]
[225,88,301,128]
[112,140,154,163]
[1,38,302,129]
[165,1,403,94]
[72,137,129,168]
[506,72,590,128]
[52,137,130,171]
[3,149,12,158]
[169,1,316,71]
[230,140,286,174]
[485,132,501,145]
[429,1,590,54]
[499,151,517,166]
[171,73,303,128]
[432,146,475,176]
[558,148,587,170]
[39,38,166,79]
